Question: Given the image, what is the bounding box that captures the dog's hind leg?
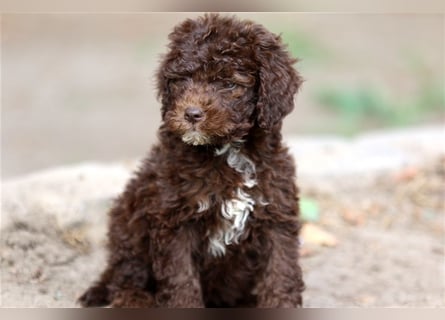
[78,257,154,307]
[78,206,153,307]
[78,267,113,307]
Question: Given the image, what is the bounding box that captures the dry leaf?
[341,208,365,226]
[299,247,317,257]
[301,223,338,247]
[393,166,419,182]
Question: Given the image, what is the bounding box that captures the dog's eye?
[222,82,237,90]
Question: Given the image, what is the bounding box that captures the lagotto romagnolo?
[79,13,305,308]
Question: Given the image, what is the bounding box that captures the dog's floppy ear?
[254,28,303,130]
[156,57,172,120]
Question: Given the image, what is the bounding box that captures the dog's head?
[157,14,303,146]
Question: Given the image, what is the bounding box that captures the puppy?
[79,13,304,308]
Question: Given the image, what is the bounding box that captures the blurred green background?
[2,13,444,178]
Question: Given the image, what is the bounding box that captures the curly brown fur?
[78,14,304,308]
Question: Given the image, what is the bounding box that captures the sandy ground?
[1,128,444,307]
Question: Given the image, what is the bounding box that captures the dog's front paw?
[111,289,156,308]
[78,284,110,307]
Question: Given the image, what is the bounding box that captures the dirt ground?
[1,156,443,307]
[300,157,444,307]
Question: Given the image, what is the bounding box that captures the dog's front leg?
[151,226,204,308]
[255,229,304,308]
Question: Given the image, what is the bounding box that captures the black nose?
[184,107,204,123]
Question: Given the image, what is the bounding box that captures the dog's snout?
[184,107,204,123]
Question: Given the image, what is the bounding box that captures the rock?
[1,162,133,245]
[286,125,444,179]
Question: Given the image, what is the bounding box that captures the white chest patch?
[207,143,261,257]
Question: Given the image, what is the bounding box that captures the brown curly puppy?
[78,14,304,308]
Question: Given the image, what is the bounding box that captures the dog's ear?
[156,17,199,120]
[156,58,172,120]
[254,29,303,130]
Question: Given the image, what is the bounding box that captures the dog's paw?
[78,284,110,307]
[111,289,156,308]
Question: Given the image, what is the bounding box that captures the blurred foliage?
[313,54,444,135]
[300,197,321,222]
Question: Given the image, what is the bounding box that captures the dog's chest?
[194,144,266,257]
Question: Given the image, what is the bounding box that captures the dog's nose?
[184,107,204,123]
